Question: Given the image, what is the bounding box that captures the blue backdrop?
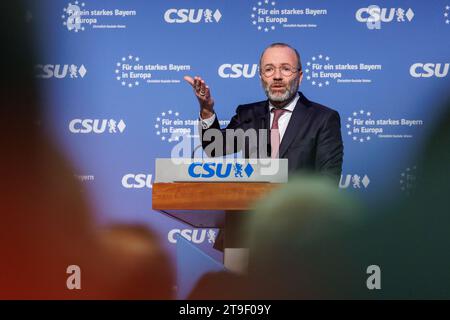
[28,0,450,295]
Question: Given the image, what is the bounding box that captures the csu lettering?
[218,64,258,78]
[168,229,214,244]
[189,162,231,178]
[410,63,449,78]
[35,64,87,79]
[188,162,253,178]
[69,119,126,134]
[122,174,153,189]
[164,9,222,23]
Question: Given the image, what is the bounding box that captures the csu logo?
[69,119,126,134]
[188,162,254,178]
[164,8,222,23]
[410,63,449,78]
[35,64,87,79]
[168,229,217,244]
[339,174,370,189]
[121,174,153,189]
[356,6,414,29]
[218,64,258,79]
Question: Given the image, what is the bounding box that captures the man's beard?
[262,78,299,102]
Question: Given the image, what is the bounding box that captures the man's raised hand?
[184,76,215,119]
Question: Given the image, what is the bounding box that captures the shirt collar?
[269,92,300,113]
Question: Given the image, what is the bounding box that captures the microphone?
[191,143,204,159]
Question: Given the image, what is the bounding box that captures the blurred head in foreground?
[98,225,175,299]
[247,175,363,299]
[0,2,174,299]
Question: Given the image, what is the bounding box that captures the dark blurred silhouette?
[97,225,175,299]
[246,175,364,299]
[0,1,174,299]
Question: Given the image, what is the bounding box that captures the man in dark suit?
[185,43,343,183]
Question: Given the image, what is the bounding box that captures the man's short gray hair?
[259,43,302,71]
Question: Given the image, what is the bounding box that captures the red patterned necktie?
[271,108,289,158]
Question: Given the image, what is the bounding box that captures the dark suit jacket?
[200,92,343,183]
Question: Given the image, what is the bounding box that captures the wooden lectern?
[152,159,287,273]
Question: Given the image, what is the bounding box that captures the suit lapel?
[278,93,312,158]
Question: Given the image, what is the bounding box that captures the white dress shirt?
[200,93,299,143]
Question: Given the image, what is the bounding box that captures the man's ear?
[298,71,304,83]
